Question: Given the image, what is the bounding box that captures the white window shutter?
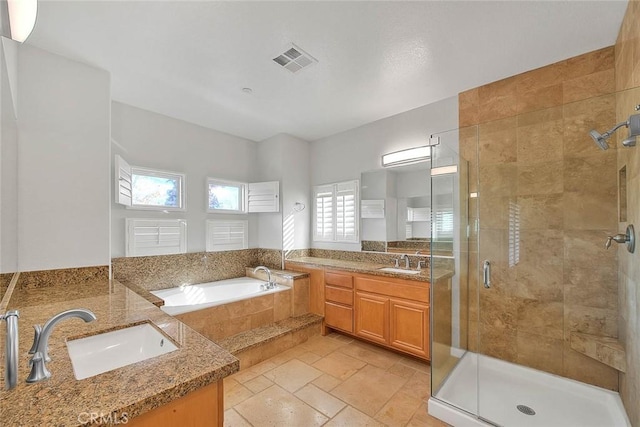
[361,200,385,219]
[115,155,132,206]
[314,184,334,241]
[206,220,249,251]
[125,219,187,257]
[336,181,358,242]
[247,181,279,213]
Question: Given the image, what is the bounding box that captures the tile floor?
[223,333,449,426]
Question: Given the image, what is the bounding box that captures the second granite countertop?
[285,257,454,282]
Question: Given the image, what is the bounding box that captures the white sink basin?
[66,323,178,380]
[378,267,421,275]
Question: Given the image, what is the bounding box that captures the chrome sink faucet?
[253,266,276,290]
[399,254,410,269]
[26,308,96,383]
[1,310,19,390]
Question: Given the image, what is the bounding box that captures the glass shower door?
[429,127,480,420]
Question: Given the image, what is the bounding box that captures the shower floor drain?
[517,405,536,415]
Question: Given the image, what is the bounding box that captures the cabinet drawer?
[324,302,353,333]
[325,272,353,289]
[325,285,353,305]
[355,276,429,303]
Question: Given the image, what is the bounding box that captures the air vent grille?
[272,44,317,74]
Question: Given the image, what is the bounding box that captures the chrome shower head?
[589,115,640,151]
[590,129,609,150]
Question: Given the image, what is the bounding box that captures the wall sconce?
[3,0,37,43]
[430,165,458,176]
[381,146,431,168]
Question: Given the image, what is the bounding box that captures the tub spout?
[253,266,276,290]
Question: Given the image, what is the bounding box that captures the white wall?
[310,96,458,250]
[257,133,311,251]
[110,102,259,257]
[0,38,18,273]
[17,44,111,272]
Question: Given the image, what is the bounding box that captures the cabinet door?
[390,299,429,359]
[355,292,389,345]
[325,302,353,333]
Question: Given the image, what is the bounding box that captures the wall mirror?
[360,162,453,257]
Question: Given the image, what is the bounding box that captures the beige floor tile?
[387,362,418,379]
[331,364,408,416]
[302,335,349,356]
[407,402,450,427]
[232,359,278,384]
[235,384,328,426]
[223,408,252,427]
[224,378,254,410]
[312,373,342,392]
[295,384,347,418]
[375,390,424,426]
[400,371,431,401]
[263,358,323,392]
[313,350,367,380]
[324,406,384,427]
[397,356,431,374]
[338,341,401,369]
[266,345,306,366]
[328,332,355,343]
[244,375,274,393]
[297,351,322,365]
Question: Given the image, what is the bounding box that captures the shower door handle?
[483,260,491,288]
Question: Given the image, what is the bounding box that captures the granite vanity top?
[285,256,454,282]
[0,278,239,426]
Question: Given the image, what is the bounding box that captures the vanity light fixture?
[431,165,458,176]
[381,146,431,168]
[3,0,37,42]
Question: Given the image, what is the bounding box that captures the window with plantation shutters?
[313,180,359,242]
[206,220,248,252]
[125,219,187,257]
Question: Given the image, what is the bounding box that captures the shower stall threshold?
[428,352,630,427]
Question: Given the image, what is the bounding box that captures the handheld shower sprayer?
[589,113,640,150]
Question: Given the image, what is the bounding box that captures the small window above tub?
[206,219,248,251]
[126,218,187,257]
[115,155,185,211]
[207,178,246,213]
[207,178,279,214]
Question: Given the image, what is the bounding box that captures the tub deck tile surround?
[112,248,283,292]
[219,313,323,354]
[0,276,238,426]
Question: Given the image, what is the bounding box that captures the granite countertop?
[0,278,239,426]
[285,257,454,282]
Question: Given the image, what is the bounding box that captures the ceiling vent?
[272,44,317,74]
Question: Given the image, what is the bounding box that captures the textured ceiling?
[27,1,628,141]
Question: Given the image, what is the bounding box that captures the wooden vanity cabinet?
[355,292,389,345]
[354,275,430,359]
[323,271,354,333]
[389,298,429,358]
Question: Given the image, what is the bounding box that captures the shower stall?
[427,91,633,426]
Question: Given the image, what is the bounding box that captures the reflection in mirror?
[1,40,18,274]
[361,163,438,255]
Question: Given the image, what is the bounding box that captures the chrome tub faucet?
[253,266,277,290]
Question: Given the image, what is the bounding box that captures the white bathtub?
[151,277,291,316]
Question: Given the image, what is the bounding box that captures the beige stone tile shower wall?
[616,1,640,425]
[459,46,620,390]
